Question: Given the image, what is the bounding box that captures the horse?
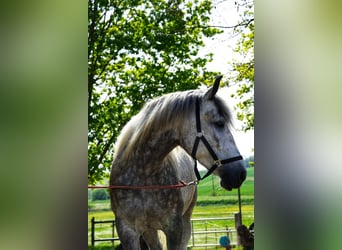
[109,76,247,250]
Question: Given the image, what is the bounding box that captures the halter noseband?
[191,98,243,181]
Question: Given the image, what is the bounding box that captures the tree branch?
[206,18,254,29]
[97,133,115,168]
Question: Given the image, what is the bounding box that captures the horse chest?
[113,189,183,220]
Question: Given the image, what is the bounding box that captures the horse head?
[181,76,247,190]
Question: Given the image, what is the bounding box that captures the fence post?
[234,212,242,229]
[91,217,95,247]
[111,220,115,246]
[192,220,195,247]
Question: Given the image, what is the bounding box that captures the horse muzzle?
[218,162,247,191]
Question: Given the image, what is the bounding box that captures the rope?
[88,180,198,190]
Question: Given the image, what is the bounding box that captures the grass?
[88,168,254,249]
[196,168,254,205]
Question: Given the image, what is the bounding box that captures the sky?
[199,0,254,157]
[198,0,241,74]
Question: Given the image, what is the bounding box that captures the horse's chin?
[220,180,233,191]
[219,172,246,191]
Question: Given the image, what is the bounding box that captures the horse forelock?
[114,89,233,161]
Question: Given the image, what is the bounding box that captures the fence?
[90,217,120,247]
[189,217,237,248]
[90,214,254,248]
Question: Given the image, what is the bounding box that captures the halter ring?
[213,159,223,167]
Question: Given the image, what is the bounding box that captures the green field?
[88,168,254,249]
[196,168,254,205]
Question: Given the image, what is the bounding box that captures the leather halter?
[191,98,243,181]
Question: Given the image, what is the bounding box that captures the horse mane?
[114,89,233,161]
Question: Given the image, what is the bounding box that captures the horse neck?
[142,129,179,163]
[118,128,180,177]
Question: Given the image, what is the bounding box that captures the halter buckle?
[187,180,199,186]
[196,132,203,138]
[213,159,222,167]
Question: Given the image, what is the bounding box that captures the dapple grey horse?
[110,76,246,249]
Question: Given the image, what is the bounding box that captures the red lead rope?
[88,180,198,190]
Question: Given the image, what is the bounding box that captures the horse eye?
[214,121,225,128]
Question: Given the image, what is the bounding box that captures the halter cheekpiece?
[191,98,243,181]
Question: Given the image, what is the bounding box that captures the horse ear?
[205,75,223,100]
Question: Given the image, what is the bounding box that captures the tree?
[88,0,222,184]
[228,0,254,132]
[91,189,109,201]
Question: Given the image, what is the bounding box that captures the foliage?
[88,0,222,184]
[92,189,110,201]
[228,0,254,132]
[88,203,95,211]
